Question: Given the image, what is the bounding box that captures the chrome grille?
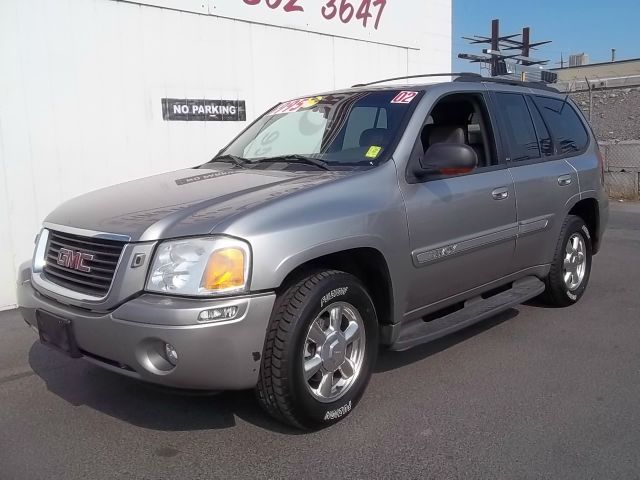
[43,230,126,297]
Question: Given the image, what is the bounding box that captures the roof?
[551,57,640,71]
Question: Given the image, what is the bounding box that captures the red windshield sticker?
[391,91,419,104]
[268,96,323,115]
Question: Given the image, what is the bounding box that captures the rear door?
[491,91,582,271]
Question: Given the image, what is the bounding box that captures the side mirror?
[416,143,478,176]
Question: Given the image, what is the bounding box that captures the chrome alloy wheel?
[302,302,366,403]
[563,233,587,291]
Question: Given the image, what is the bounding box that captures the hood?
[45,166,350,241]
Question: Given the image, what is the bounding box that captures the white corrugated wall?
[0,0,451,309]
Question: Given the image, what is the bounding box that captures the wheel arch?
[567,197,601,254]
[276,247,394,327]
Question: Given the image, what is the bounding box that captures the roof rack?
[351,72,559,93]
[352,72,482,88]
[453,75,559,93]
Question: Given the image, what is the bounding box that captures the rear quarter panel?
[564,146,610,249]
[565,100,609,246]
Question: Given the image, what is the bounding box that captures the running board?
[389,276,545,351]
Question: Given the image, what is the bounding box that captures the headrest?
[468,128,483,144]
[360,128,389,147]
[429,126,466,145]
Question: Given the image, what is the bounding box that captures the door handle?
[491,187,509,200]
[558,175,573,186]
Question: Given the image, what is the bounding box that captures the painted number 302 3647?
[243,0,388,30]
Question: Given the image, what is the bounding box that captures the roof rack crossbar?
[352,72,482,88]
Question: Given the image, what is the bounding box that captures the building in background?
[0,0,452,309]
[569,53,589,67]
[552,57,640,84]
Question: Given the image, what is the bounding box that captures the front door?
[399,91,517,316]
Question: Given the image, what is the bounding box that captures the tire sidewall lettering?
[324,401,352,421]
[320,286,349,308]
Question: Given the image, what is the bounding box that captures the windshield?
[218,90,421,167]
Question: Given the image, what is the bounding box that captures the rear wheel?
[257,270,378,430]
[541,215,592,307]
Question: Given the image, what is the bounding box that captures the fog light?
[164,343,178,366]
[198,306,239,323]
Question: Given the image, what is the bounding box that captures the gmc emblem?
[57,248,94,273]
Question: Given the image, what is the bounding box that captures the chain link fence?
[601,141,640,199]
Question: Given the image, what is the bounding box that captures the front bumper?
[17,274,276,390]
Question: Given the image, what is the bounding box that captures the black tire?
[540,215,592,307]
[256,270,378,430]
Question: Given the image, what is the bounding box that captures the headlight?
[146,237,251,296]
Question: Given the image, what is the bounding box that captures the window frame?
[405,90,507,184]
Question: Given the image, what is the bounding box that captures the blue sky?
[453,0,640,72]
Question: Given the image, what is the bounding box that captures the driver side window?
[419,93,497,170]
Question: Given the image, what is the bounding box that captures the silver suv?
[17,74,608,429]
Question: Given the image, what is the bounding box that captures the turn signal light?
[201,248,246,290]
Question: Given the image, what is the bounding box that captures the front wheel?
[541,215,593,307]
[257,270,378,430]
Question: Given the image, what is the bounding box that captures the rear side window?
[526,97,553,157]
[532,96,589,154]
[494,93,540,161]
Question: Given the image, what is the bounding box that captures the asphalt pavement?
[1,202,639,480]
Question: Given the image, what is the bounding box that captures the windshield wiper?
[252,155,331,171]
[206,154,250,169]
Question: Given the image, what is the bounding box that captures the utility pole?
[490,19,500,77]
[521,27,530,61]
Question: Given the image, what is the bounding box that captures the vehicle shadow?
[374,308,519,373]
[523,298,559,309]
[28,309,519,433]
[27,341,301,435]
